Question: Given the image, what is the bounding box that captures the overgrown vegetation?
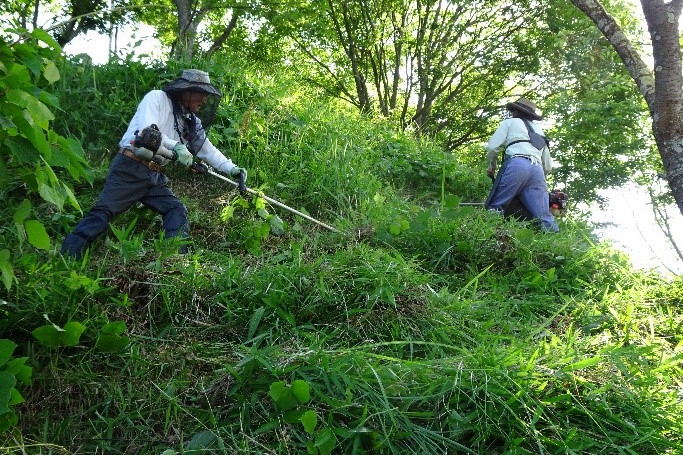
[1,40,682,455]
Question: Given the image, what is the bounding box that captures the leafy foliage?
[0,37,681,455]
[0,27,93,291]
[541,0,652,204]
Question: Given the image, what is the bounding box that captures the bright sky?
[63,24,164,64]
[586,184,683,277]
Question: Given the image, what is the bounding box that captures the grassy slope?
[2,61,682,454]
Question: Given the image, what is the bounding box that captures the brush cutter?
[132,125,342,234]
[194,163,342,234]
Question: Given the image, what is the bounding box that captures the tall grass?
[1,57,681,454]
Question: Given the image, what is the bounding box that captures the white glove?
[173,143,193,167]
[155,146,175,161]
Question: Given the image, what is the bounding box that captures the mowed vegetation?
[1,53,683,454]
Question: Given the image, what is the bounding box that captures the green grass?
[0,58,681,455]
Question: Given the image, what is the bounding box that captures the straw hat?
[505,98,542,120]
[162,69,221,97]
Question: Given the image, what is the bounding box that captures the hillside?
[1,58,682,455]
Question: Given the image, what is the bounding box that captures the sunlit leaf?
[24,219,51,250]
[300,410,317,435]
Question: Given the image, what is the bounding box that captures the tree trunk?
[175,0,205,62]
[641,0,683,215]
[569,0,683,214]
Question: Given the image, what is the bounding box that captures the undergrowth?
[1,58,681,455]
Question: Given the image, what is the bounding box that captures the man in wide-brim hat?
[484,97,559,232]
[61,69,248,259]
[505,98,543,121]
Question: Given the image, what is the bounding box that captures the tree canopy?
[0,0,674,210]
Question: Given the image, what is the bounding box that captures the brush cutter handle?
[237,170,247,195]
[205,169,343,234]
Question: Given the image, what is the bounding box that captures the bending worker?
[61,69,246,258]
[485,98,559,232]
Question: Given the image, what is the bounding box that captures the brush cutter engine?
[133,124,162,153]
[549,189,567,216]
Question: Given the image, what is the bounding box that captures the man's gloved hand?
[173,143,193,167]
[230,166,247,181]
[151,154,171,166]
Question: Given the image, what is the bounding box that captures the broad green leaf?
[4,136,41,163]
[32,321,86,347]
[443,194,462,208]
[269,214,285,235]
[24,219,51,250]
[32,28,61,51]
[5,358,32,385]
[8,388,24,406]
[315,428,336,455]
[257,208,269,219]
[13,116,49,154]
[61,322,86,346]
[0,411,18,433]
[269,381,298,411]
[269,381,287,401]
[1,64,31,88]
[45,144,71,168]
[101,321,127,335]
[12,199,31,225]
[32,325,64,347]
[96,334,130,353]
[42,59,60,84]
[186,430,217,450]
[38,182,66,210]
[5,89,54,129]
[0,340,17,367]
[221,205,235,221]
[14,45,43,77]
[300,410,318,435]
[97,322,130,352]
[0,250,16,292]
[63,184,81,211]
[0,371,17,414]
[283,409,305,424]
[291,379,311,403]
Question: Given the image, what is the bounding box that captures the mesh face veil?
[168,94,221,154]
[162,69,222,154]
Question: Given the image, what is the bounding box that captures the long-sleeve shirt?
[486,117,553,175]
[119,90,236,174]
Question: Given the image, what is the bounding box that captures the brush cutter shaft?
[206,169,341,234]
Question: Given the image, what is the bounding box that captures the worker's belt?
[510,154,532,161]
[119,148,162,172]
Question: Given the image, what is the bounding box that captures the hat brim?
[506,102,542,120]
[163,78,221,97]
